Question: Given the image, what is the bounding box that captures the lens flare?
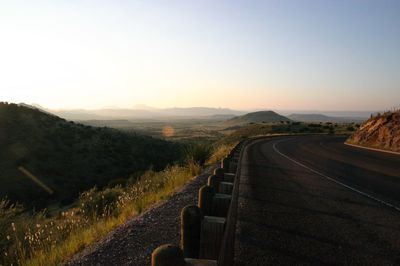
[162,126,175,137]
[18,166,54,194]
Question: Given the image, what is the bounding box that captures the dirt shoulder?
[67,165,215,266]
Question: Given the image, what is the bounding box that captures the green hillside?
[0,102,182,209]
[223,111,290,127]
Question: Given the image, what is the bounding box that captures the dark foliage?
[0,102,182,209]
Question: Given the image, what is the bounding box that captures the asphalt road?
[234,135,400,265]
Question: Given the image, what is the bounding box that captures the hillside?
[288,113,364,123]
[346,110,400,152]
[223,111,290,127]
[0,102,182,208]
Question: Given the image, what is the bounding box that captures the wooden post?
[151,244,186,266]
[212,194,231,217]
[198,185,214,216]
[199,216,226,260]
[214,168,225,179]
[221,157,230,171]
[181,205,202,258]
[207,175,220,190]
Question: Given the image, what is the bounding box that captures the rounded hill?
[223,111,290,127]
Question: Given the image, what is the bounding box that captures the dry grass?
[1,164,200,266]
[207,144,237,164]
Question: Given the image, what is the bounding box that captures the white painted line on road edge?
[272,140,400,213]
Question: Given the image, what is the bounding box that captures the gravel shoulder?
[67,165,215,266]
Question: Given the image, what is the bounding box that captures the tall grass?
[207,144,237,164]
[0,164,201,266]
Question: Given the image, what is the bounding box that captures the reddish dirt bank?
[347,110,400,152]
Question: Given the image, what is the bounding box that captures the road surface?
[234,135,400,265]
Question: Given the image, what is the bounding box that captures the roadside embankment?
[346,110,400,153]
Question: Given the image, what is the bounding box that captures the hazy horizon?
[26,102,378,113]
[1,1,399,111]
[15,102,376,119]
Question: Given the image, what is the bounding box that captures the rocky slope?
[346,110,400,152]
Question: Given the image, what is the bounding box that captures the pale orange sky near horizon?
[1,1,399,111]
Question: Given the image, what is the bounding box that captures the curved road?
[234,135,400,265]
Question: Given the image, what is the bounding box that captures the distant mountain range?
[24,103,373,124]
[44,106,246,121]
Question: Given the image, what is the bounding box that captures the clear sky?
[1,0,399,110]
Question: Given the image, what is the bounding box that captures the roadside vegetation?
[219,121,359,146]
[0,102,182,210]
[0,143,216,266]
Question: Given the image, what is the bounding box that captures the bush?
[184,143,213,166]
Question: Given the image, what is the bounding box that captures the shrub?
[184,143,213,166]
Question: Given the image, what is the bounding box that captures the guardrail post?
[198,185,214,216]
[181,205,202,258]
[214,168,225,179]
[221,157,230,171]
[207,175,220,190]
[151,244,186,266]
